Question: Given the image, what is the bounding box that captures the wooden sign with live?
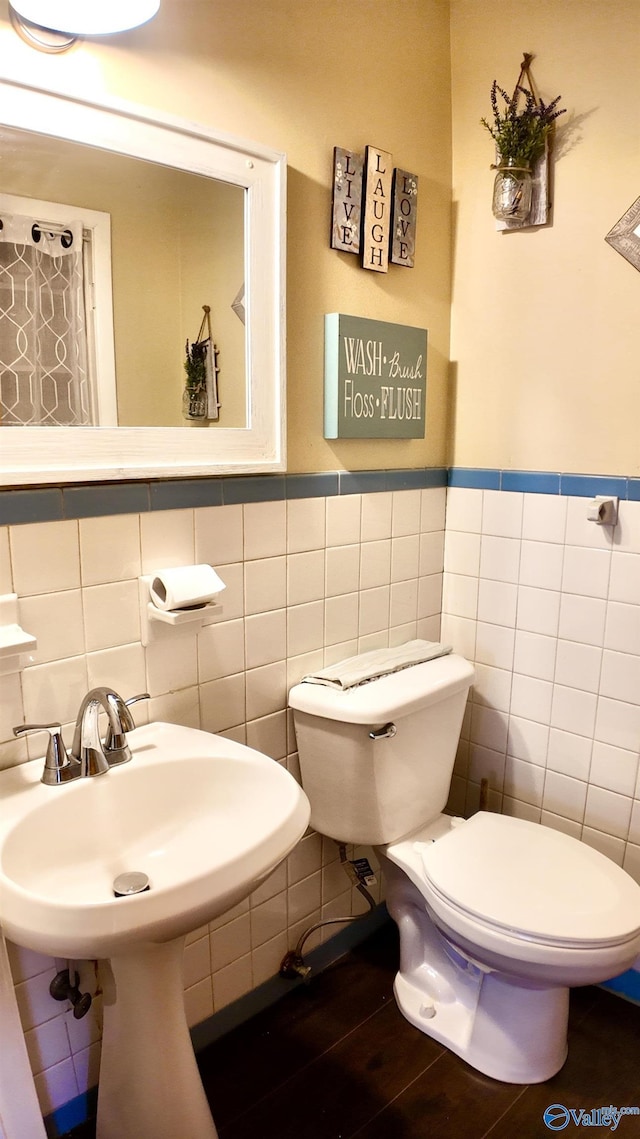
[331,146,418,272]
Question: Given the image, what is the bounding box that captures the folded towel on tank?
[301,639,452,690]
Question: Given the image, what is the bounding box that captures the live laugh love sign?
[331,145,418,272]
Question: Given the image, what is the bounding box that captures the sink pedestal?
[98,938,218,1139]
[0,931,47,1139]
[0,722,310,1137]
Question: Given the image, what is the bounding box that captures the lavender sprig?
[184,338,207,393]
[481,80,566,167]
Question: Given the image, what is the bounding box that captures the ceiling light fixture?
[9,0,160,37]
[8,5,77,52]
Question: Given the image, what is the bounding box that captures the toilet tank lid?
[288,653,474,724]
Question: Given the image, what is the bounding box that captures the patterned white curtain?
[0,214,93,426]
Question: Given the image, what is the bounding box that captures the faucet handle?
[103,691,150,765]
[125,692,151,710]
[13,722,81,785]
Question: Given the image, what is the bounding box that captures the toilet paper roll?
[587,498,605,522]
[149,565,226,611]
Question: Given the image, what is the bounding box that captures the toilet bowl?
[381,811,640,1082]
[289,649,640,1084]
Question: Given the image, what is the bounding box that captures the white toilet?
[289,652,640,1084]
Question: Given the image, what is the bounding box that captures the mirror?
[0,138,247,428]
[0,77,286,484]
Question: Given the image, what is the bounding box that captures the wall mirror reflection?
[0,133,246,429]
[0,78,285,484]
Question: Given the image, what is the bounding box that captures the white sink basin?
[0,721,310,958]
[0,720,311,1139]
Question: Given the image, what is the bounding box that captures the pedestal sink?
[0,722,311,1139]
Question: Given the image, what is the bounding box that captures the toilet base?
[394,957,568,1084]
[385,862,569,1084]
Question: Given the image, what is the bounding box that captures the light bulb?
[10,0,160,35]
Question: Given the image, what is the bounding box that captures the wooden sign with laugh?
[331,145,418,272]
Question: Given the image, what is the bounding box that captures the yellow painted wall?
[178,175,246,429]
[3,2,631,477]
[0,0,452,472]
[449,0,640,476]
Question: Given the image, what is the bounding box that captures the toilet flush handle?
[369,722,397,740]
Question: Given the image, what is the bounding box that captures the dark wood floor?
[65,921,640,1138]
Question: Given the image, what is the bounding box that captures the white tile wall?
[12,480,640,1122]
[443,488,640,881]
[0,486,445,1117]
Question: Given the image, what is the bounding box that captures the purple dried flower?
[481,78,566,166]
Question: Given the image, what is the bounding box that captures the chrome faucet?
[71,687,138,776]
[14,689,149,785]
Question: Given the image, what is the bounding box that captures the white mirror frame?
[0,77,286,485]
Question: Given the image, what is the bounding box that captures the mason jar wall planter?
[492,158,533,222]
[182,387,207,420]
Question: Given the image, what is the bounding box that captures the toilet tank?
[289,653,474,846]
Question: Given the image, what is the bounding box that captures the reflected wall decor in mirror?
[0,77,286,485]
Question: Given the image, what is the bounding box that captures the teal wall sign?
[324,313,427,439]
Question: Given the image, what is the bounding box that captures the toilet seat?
[418,812,640,950]
[381,813,640,1084]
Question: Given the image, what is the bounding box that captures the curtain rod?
[0,217,89,243]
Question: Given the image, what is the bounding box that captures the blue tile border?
[2,466,640,526]
[45,1089,97,1138]
[421,466,448,488]
[285,472,339,499]
[221,474,286,505]
[500,470,561,495]
[339,469,388,496]
[0,469,448,525]
[385,467,439,491]
[559,474,629,499]
[0,487,63,525]
[149,478,223,511]
[448,468,501,490]
[339,468,447,495]
[447,468,636,499]
[65,481,150,518]
[600,967,640,1006]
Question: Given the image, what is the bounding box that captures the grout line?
[479,1086,530,1139]
[346,1048,448,1139]
[215,995,395,1131]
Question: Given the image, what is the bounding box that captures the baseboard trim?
[192,903,389,1051]
[600,966,640,1007]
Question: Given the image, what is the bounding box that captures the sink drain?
[113,871,150,897]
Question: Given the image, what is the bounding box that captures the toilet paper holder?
[586,496,618,526]
[0,593,37,675]
[138,574,224,646]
